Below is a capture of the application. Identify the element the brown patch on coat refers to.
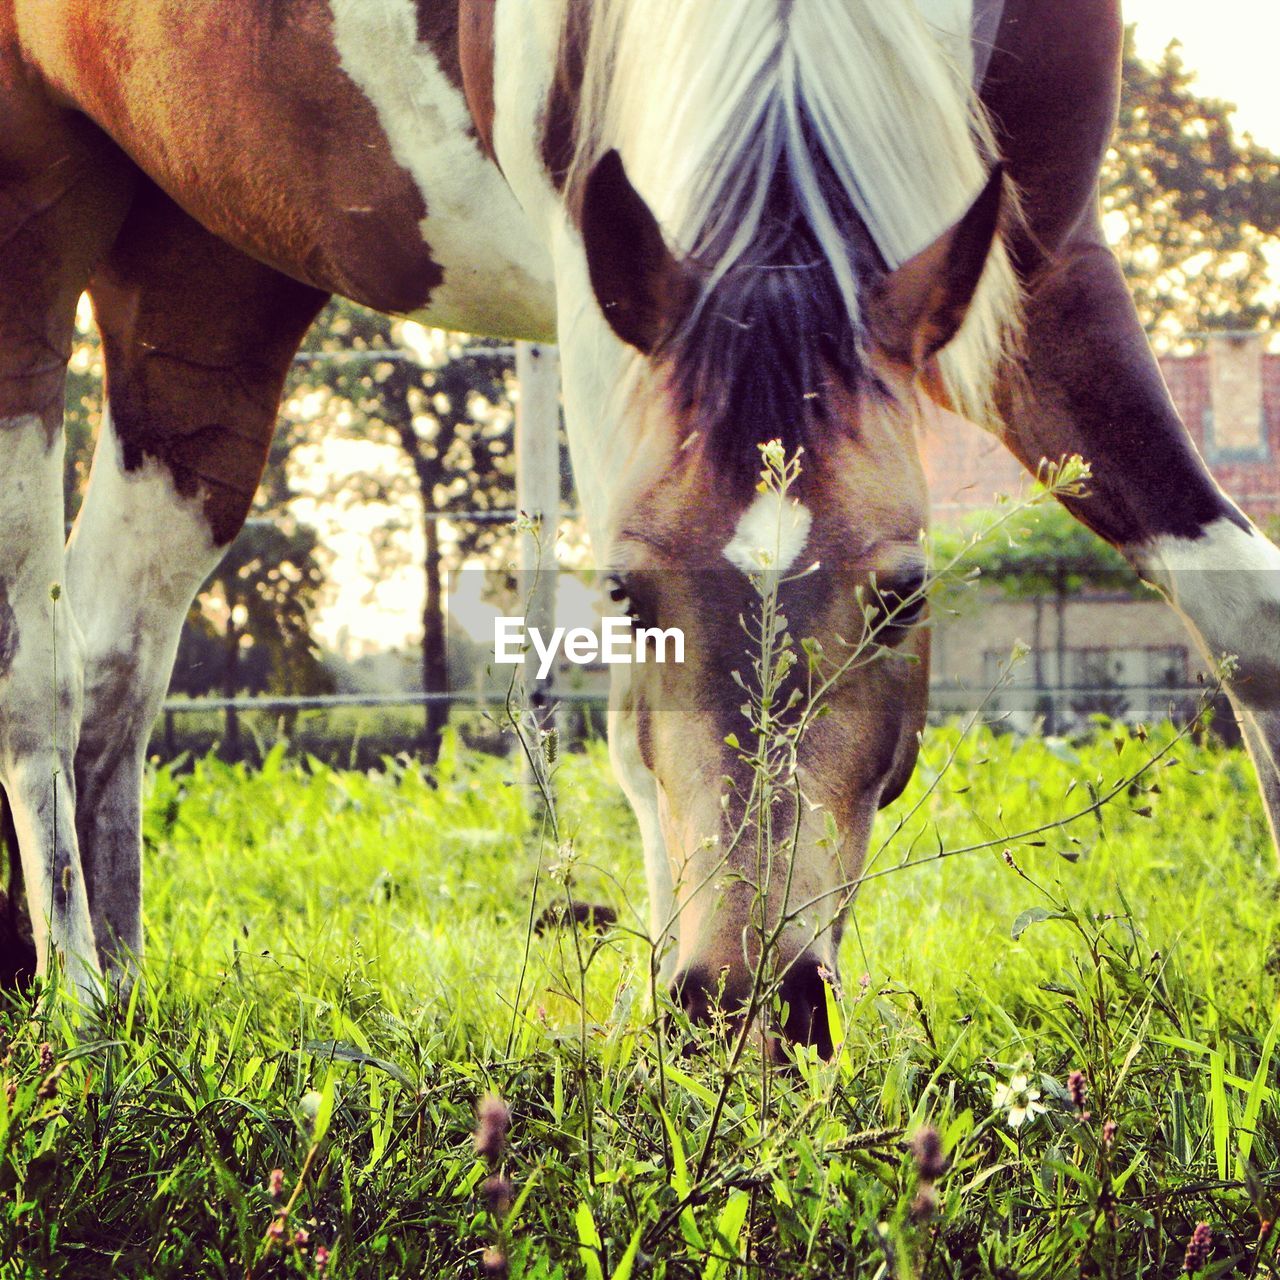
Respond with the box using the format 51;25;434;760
541;0;588;191
90;181;327;546
0;43;136;438
457;0;497;158
415;1;465;90
32;0;444;315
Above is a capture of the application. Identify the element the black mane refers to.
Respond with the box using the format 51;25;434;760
662;135;887;477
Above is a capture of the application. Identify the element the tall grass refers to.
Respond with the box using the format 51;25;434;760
2;457;1277;1277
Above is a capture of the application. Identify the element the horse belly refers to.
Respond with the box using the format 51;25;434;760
18;0;556;340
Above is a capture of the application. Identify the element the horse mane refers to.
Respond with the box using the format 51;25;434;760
553;0;1021;461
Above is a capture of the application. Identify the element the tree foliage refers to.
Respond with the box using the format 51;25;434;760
282;299;569;761
1105;31;1280;342
933;503;1141;600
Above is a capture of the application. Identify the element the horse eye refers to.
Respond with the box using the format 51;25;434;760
604;573;634;612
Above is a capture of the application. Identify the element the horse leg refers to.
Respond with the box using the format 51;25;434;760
69;184;326;981
997;215;1280;852
0;100;137;1002
608;680;679;978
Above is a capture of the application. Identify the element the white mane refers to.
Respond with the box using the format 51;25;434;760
564;0;1020;427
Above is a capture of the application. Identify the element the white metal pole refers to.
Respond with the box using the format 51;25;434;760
515;342;561;768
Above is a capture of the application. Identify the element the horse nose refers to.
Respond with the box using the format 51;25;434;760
777;953;835;1060
669;963;744;1030
669;952;835;1059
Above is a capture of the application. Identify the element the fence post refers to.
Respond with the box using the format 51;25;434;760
515;342;561;798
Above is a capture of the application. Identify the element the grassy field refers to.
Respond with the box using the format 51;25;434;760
1;719;1277;1279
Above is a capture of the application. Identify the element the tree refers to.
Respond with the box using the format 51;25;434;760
60;301;333;710
933;504;1144;733
1104;31;1280;343
284;300;551;763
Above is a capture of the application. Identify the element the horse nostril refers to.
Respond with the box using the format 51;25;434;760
777;955;835;1060
669;965;720;1028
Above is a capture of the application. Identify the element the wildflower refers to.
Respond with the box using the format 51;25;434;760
482;1174;514;1217
299;1090;323;1134
294;1227;310;1248
1102;1119;1117;1150
266;1218;286;1243
267;1168;285;1200
474;1093;510;1163
858;972;872;994
816;964;843;1002
37;1063;64;1100
315;1245;331;1275
1183;1222;1212;1273
481;1246;509;1278
38;1043;54;1074
993;1071;1046;1129
909;1185;939;1223
1067;1070;1091;1121
910;1127;949;1182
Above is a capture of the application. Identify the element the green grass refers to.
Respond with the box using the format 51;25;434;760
2;722;1278;1278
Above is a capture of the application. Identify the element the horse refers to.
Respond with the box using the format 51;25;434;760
1;0;1277;1054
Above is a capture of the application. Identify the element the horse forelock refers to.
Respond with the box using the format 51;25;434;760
660;136;887;474
550;0;1023;451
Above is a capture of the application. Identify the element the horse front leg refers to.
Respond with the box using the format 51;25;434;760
997;219;1280;854
69;187;327;987
0;417;100;1004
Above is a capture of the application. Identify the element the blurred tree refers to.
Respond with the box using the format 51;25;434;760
61;299;333;715
1105;31;1280;343
64;301;102;522
284;298;570;763
933;504;1144;733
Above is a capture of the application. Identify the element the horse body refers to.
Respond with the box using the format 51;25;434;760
0;0;1277;1048
14;0;554;336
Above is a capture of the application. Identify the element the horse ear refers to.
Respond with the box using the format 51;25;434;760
868;164;1005;368
581;150;694;354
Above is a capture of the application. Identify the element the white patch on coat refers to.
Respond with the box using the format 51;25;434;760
327;0;556;338
1139;517;1280;699
0;414;99;997
724;491;814;575
65;412;227;971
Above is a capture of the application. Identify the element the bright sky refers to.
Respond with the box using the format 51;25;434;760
1126;1;1280;148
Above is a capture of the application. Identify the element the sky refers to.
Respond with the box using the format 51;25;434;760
1125;1;1280;148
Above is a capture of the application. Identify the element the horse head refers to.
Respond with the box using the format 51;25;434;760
569;149;1005;1056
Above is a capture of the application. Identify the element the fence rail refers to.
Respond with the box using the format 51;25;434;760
155;681;1215;765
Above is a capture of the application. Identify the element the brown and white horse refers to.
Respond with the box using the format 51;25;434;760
0;0;1277;1048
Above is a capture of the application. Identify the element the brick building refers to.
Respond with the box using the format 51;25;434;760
922;334;1278;730
923;334;1278;525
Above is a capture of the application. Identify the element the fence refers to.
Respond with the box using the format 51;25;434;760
154;678;1219;769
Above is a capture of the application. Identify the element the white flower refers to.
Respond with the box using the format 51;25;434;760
993;1072;1047;1129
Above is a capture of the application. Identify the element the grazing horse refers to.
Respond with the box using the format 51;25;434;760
0;1;1277;1050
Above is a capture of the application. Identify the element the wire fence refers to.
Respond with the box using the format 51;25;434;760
154;680;1221;769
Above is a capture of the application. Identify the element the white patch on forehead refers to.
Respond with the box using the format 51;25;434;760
724;491;814;575
327;0;555;338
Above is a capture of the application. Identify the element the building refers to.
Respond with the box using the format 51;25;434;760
922;335;1278;730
